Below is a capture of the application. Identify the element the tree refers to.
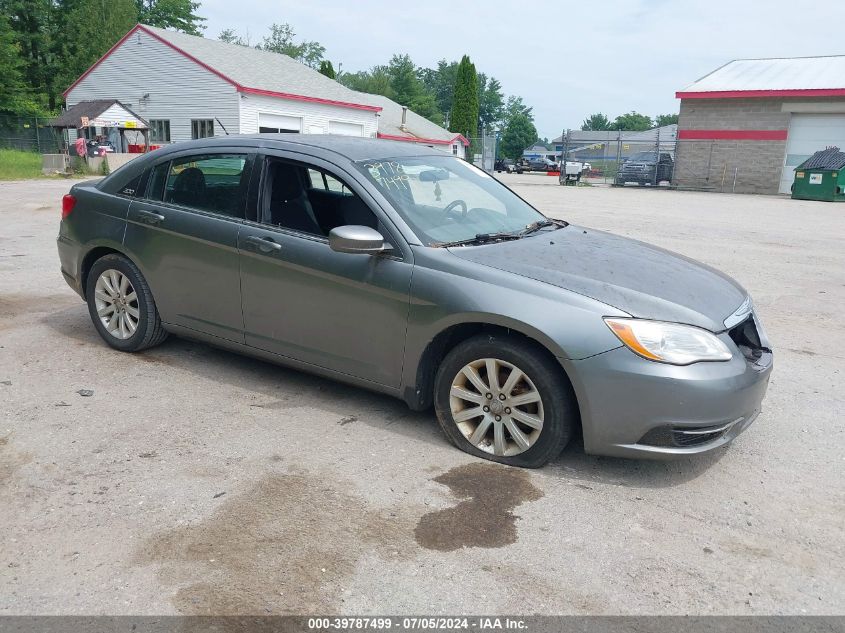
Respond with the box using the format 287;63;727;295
477;73;504;132
318;59;336;79
500;95;533;128
2;0;57;110
0;12;38;114
386;54;441;125
418;59;458;119
581;113;610;131
387;54;420;105
450;55;479;139
135;0;205;35
218;28;250;46
611;111;653;131
500;112;537;159
339;66;394;99
55;0;137;98
259;23;324;68
655;113;679;127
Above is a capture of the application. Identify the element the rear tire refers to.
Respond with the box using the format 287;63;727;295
85;253;168;352
434;334;576;468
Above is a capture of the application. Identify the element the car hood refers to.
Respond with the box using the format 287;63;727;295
447;225;746;331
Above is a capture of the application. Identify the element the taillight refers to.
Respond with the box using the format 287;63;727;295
61;194;76;219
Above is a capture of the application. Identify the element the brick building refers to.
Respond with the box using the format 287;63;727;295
673;56;845;194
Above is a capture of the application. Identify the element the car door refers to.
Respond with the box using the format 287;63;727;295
237;152;413;387
123;151;253;343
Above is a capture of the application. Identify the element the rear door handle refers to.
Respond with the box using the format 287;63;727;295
136;209;165;225
243;235;283;253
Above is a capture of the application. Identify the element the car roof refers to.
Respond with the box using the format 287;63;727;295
149;134;449;162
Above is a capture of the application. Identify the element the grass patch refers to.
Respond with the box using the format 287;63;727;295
0;149;43;180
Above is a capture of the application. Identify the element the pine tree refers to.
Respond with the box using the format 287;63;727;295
318;60;336;79
0;12;33;113
449;55;479;139
135;0;205;35
2;0;57;110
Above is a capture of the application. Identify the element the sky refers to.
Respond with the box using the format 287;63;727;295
200;0;845;139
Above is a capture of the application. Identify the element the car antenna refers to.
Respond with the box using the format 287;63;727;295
215;117;229;135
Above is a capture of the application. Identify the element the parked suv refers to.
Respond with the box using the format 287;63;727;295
615;151;674;186
515;157;556;173
494;159;516;173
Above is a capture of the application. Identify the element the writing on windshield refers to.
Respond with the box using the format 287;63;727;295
363;161;410;191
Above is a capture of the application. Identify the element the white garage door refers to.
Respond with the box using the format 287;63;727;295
779;114;845;193
258;113;302;133
329;121;364;136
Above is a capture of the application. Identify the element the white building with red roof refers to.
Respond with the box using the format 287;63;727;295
64;24;468;158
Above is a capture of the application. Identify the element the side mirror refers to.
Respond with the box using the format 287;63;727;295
329;225;392;255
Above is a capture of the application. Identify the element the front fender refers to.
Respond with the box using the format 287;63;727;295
401;250;627;402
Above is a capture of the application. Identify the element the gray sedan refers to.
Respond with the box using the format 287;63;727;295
57;135;772;468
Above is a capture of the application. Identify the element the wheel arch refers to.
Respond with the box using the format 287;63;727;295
404;321;582;430
79;245;137;300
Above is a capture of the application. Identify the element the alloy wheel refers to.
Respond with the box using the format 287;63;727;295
449;358;544;456
94;269;139;340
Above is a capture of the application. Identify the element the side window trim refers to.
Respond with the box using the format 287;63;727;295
248;152;408;260
141;152;254;221
143;159;171;201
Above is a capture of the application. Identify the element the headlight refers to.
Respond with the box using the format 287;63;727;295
604;318;732;365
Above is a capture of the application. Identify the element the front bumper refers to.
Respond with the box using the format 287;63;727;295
617;172;654;182
562;339;773;459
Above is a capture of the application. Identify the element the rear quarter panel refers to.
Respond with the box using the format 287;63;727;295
58;181;132;295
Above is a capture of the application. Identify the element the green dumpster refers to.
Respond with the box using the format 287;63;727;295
791;147;845;202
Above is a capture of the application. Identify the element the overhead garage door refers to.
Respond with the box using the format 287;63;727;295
329;121;364;136
779;114;845;193
258;113;301;134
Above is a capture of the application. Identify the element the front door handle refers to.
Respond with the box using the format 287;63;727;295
243;235;283;253
136;209;165;225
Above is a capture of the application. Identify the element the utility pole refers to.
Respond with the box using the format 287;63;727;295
653;126;660;186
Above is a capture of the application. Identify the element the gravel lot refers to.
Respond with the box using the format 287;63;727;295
1;175;843;615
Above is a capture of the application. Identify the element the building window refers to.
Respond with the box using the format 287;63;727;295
452;144;459;155
191;119;214;139
259;126;299;134
149;119;171;143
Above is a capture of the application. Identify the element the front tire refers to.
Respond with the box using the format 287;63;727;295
434;334;576;468
85;253;168;352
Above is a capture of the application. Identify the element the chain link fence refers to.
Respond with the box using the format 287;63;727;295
555;128;678;186
0;114;64;154
467;134;497;173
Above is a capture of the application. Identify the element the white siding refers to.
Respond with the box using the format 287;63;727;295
65;29;239;143
90;103;145;128
238;92;378;138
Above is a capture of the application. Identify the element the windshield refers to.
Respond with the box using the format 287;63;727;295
628;151;657;162
356;155;547;245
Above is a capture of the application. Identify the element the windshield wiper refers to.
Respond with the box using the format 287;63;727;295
434;220;567;248
519;219;567;236
435;232;523;248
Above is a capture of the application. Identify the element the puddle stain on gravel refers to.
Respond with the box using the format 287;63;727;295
135;471;413;615
414;462;543;551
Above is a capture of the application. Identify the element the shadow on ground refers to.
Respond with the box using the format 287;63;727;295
42;304;725;489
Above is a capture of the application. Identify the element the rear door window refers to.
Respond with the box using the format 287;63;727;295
155;154;249;218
